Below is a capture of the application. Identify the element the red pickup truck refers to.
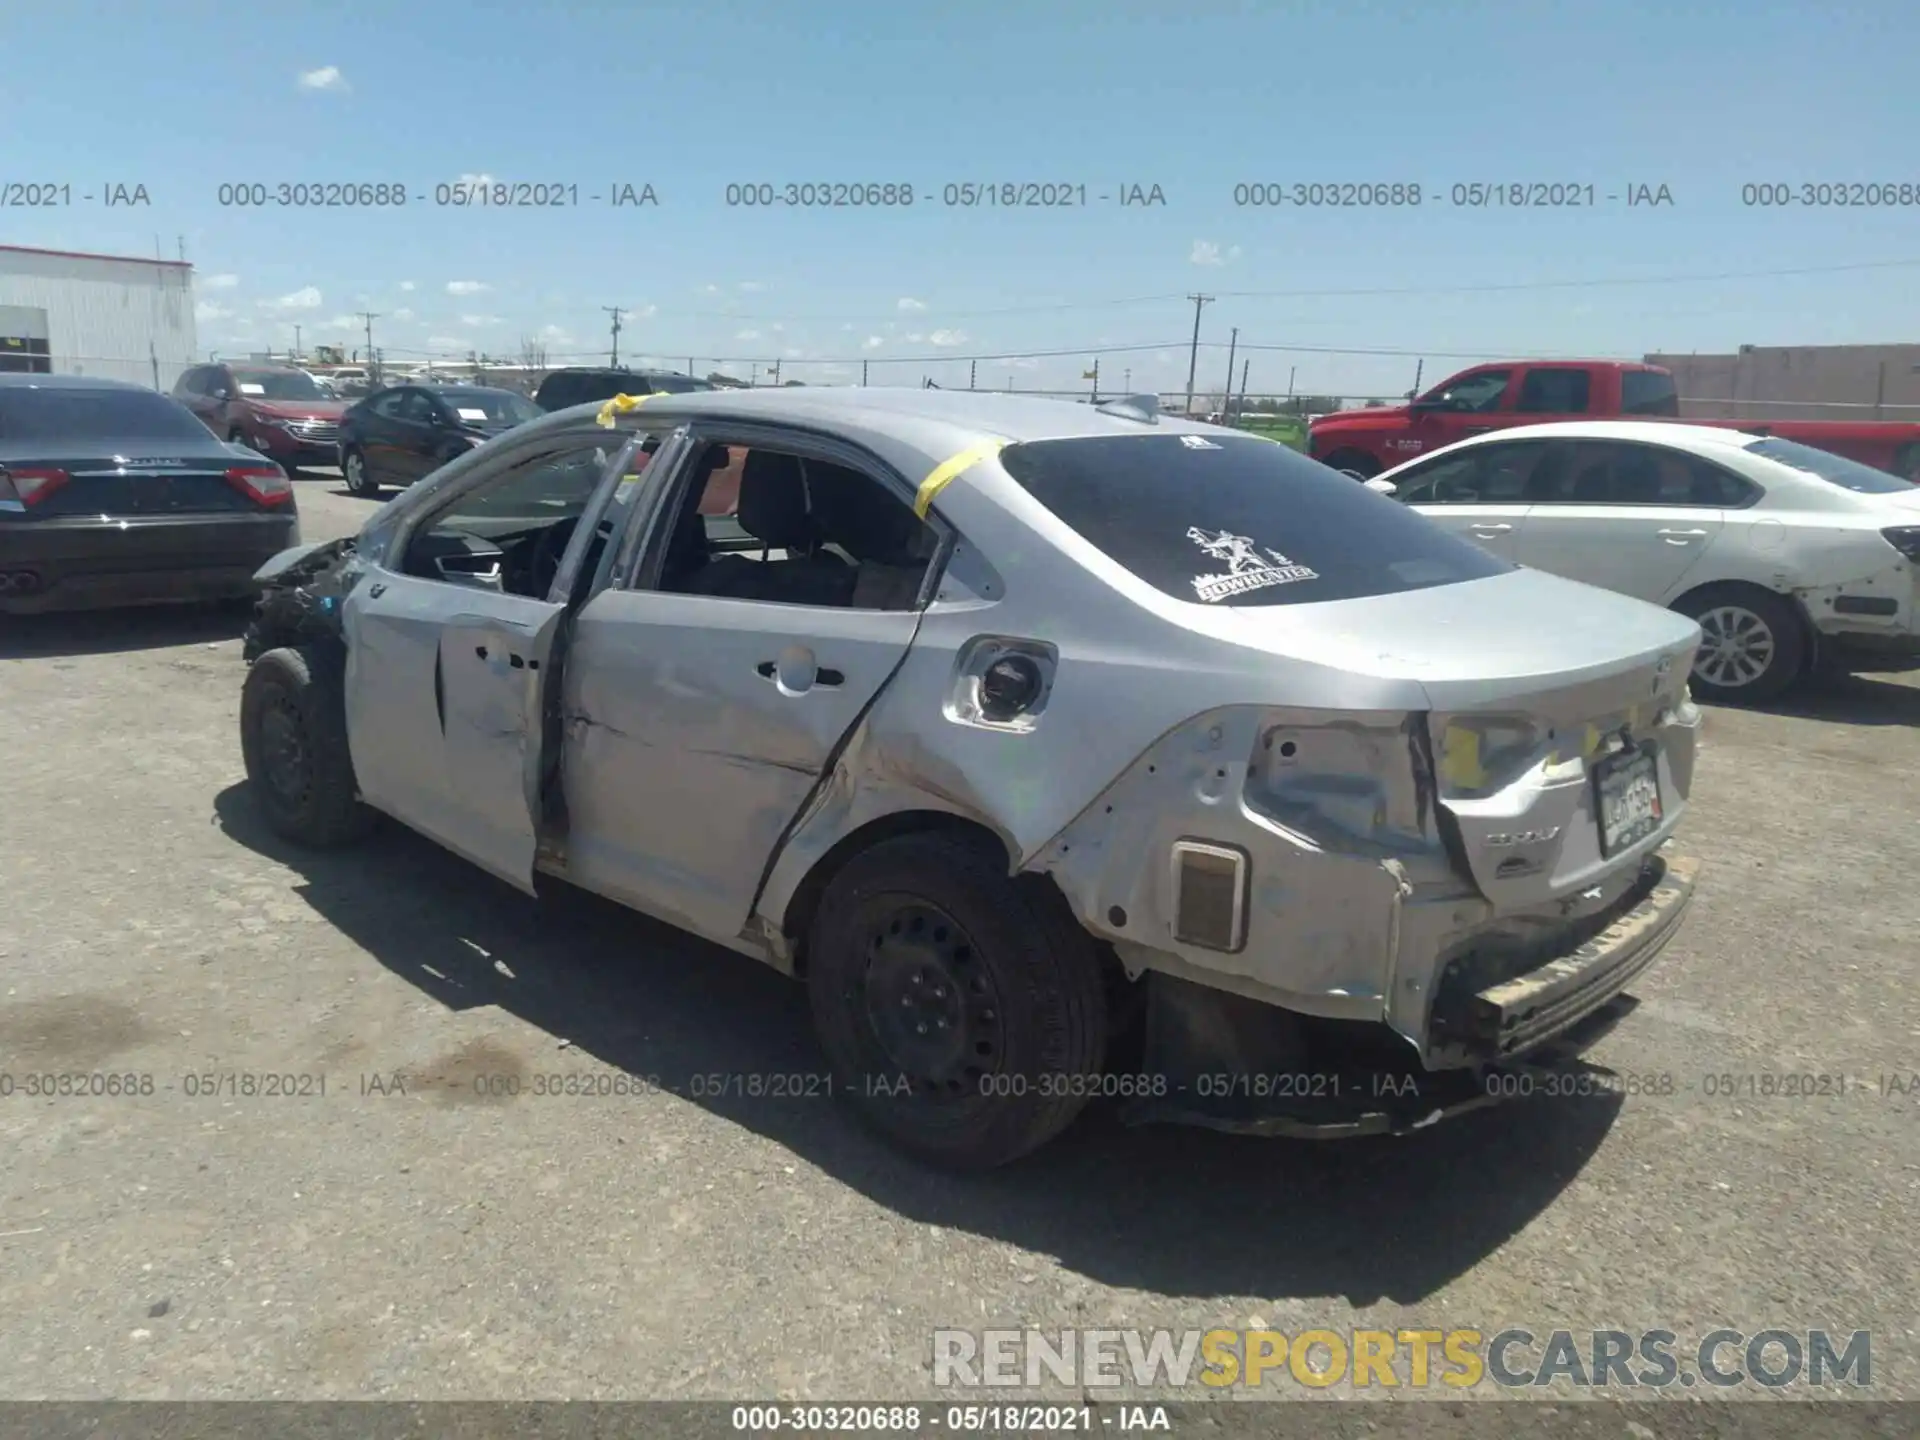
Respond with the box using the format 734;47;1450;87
1309;359;1920;483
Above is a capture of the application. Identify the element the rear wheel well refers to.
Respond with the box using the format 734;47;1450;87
1669;578;1818;674
782;812;1012;976
779;810;1140;1041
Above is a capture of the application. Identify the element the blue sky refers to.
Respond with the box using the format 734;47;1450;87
7;0;1918;399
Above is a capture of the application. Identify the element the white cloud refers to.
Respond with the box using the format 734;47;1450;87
538;324;572;343
735;329;762;341
770;322;784;333
446;280;489;296
1155;351;1175;363
1189;240;1242;267
863;336;884;350
930;329;967;347
783;348;804;359
391;307;416;322
1006;357;1040;370
456;173;495;189
737;281;765;293
201;273;239;290
897;297;927;312
634;303;658;319
841;323;854;332
322;314;360;331
427;335;466;349
702;284;722;296
194;301;231;322
460;314;502;327
298;66;347;92
398;280;416;292
265;286;322;310
904;332;924;343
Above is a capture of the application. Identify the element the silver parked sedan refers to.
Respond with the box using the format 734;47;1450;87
236;387;1705;1168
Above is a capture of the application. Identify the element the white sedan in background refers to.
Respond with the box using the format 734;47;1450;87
1372;420;1920;702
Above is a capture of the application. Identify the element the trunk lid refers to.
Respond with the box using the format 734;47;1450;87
2;451;275;517
1195;567;1702;909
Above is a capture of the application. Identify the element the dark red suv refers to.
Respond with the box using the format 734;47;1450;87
173;363;347;471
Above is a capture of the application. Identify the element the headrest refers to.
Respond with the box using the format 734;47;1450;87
737;450;816;550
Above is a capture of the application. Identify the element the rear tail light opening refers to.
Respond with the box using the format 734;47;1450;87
0;466;72;510
225;464;294;507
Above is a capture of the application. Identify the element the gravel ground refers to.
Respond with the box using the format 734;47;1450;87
0;470;1915;1404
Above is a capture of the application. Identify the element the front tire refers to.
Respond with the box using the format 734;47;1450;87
1676;584;1807;704
342;447;381;497
806;832;1108;1170
239;645;377;847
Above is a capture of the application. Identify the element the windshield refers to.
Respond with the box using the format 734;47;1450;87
1746;436;1916;494
0;386;214;442
231;369;327;402
998;433;1513;607
437;390;542;425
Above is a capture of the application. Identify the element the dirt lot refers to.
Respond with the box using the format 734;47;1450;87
1;469;1915;1401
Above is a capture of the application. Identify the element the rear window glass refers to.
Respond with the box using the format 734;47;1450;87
641;374;713;394
0;386;212;442
1746;436;1916;494
997;434;1513;607
1620;370;1680;416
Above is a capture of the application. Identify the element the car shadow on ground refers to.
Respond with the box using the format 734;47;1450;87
0;602;250;659
211;782;1619;1306
1755;671;1920;727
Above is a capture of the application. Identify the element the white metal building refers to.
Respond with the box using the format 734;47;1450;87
0;244;197;391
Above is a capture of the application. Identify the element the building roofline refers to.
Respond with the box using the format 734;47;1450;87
0;243;193;270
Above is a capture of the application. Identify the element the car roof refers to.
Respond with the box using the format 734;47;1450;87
537;384;1235;447
0;373;151;392
1432;419;1763;453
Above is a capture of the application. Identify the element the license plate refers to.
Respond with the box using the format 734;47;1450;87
1595;747;1662;856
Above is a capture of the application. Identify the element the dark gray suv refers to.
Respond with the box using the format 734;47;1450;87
532;368;713;413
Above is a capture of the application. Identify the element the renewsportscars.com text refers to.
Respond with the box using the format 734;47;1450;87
932;1327;1870;1391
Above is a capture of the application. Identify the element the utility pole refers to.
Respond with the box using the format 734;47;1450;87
603;306;624;366
1183;293;1213;417
1221;327;1239;424
969;360;976;390
357;313;380;383
1089;357;1099;403
772;358;781;385
1411;358;1424;399
687;357;694;377
861;360;869;386
293;325;302;359
149;341;158;389
750;363;758;387
1287;365;1296;400
1123;368;1131;392
1239;359;1250;415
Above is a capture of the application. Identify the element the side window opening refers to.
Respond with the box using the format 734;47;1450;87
1394;442;1546;504
399;441;617;598
1424;370;1511;413
1516;368;1592;415
654;442;936;611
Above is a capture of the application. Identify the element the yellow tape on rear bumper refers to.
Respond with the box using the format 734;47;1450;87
595;392;657;428
914;438;1006;519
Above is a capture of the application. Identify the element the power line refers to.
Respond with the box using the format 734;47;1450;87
552;258;1920;325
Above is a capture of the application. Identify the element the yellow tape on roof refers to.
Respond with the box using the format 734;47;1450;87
595;392;657;428
914;438;1007;519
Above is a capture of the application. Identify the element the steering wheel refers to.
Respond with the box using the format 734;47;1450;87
528;519;577;598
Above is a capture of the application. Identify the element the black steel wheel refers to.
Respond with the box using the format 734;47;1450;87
239;645;377;847
807;831;1107;1170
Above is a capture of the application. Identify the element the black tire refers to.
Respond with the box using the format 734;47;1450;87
239;645;378;847
1675;584;1807;704
1321;449;1381;481
341;446;381;497
806;832;1108;1170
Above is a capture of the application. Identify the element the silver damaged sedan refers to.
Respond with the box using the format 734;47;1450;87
236;387;1705;1168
